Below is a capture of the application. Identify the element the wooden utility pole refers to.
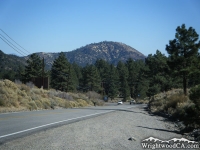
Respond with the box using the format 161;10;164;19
42;57;44;88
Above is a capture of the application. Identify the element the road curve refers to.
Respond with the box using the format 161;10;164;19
0;104;186;150
0;103;137;143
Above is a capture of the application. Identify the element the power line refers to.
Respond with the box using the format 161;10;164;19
0;29;30;55
0;36;27;60
0;29;69;81
0;33;28;57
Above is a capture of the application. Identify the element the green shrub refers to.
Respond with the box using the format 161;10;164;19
19;84;30;93
0;80;5;87
70;101;78;107
64;101;82;108
30;92;42;100
86;91;101;100
18;90;28;97
152;99;164;107
95;100;104;106
189;85;200;110
54;97;65;107
57;92;73;100
41;98;51;109
11;100;19;108
28;101;37;110
50;99;57;109
35;100;43;109
0;87;8;95
4;79;18;90
0;94;6;106
183;104;200;126
18;96;28;106
65;101;73;108
76;99;88;107
189;85;200;126
164;94;187;111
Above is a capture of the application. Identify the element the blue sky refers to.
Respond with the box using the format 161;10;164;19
0;0;199;57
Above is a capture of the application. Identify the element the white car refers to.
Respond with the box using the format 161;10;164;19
117;101;123;105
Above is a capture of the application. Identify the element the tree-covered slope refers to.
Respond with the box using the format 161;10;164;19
0;50;26;70
36;41;146;68
66;41;145;66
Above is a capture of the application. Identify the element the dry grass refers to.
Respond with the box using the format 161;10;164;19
0;79;101;113
148;88;200;127
149;89;184;112
136;99;149;104
85;91;104;106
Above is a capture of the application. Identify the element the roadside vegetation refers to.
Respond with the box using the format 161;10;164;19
0;24;200;129
0;79;103;113
148;88;200;128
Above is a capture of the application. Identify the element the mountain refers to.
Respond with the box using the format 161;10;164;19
36;41;146;68
0;41;146;70
0;50;26;71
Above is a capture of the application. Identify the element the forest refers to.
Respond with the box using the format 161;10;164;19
1;24;200;102
1;24;200;127
0;24;200;108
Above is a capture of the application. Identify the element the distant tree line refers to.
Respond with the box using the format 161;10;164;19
1;24;200;101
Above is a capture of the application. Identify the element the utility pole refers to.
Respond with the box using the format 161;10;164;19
66;65;71;92
42;57;44;88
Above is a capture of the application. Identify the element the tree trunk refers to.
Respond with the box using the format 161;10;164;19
183;74;187;95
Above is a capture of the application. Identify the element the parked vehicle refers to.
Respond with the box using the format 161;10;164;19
130;100;136;105
118;100;123;105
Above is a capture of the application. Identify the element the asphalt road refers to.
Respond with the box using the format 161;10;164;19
0;103;139;143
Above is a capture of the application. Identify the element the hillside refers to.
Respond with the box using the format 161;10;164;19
0;79;103;113
0;50;26;70
36;41;146;68
0;41;146;70
66;41;146;66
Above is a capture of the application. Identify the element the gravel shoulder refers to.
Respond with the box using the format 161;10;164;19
0;105;193;150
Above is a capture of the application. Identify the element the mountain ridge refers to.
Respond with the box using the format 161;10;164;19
0;50;26;70
1;41;146;70
36;41;146;68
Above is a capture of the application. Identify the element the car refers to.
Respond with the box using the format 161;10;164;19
130;100;136;105
117;100;123;105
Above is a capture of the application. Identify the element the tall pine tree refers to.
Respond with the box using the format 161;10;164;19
107;64;119;100
117;61;130;101
166;24;200;95
145;50;174;97
81;65;101;92
22;53;43;82
95;59;110;95
51;52;76;92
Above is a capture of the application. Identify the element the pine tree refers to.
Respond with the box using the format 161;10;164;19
15;65;25;81
95;59;110;95
51;52;76;92
72;62;82;90
67;64;78;91
132;60;148;99
126;58;145;99
22;53;43;82
188;55;200;87
145;50;174;97
81;65;101;92
117;61;130;101
136;68;149;99
107;64;119;100
2;70;15;81
166;24;200;95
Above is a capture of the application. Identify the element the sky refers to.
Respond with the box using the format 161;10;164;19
0;0;199;57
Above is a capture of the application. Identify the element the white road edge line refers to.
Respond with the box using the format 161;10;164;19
0;110;114;139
